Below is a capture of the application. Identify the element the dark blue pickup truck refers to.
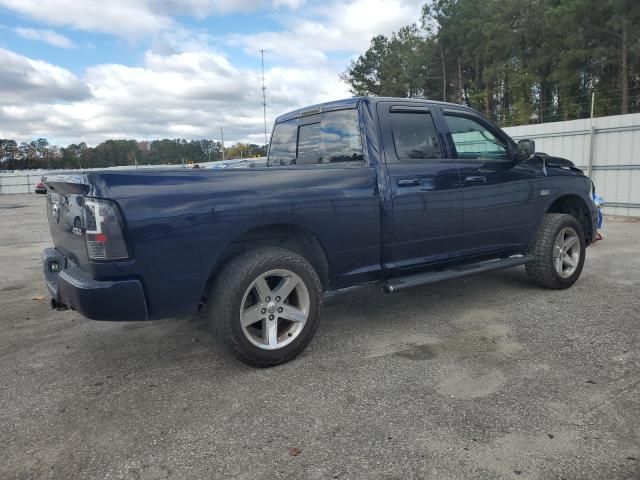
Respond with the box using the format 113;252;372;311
42;97;598;366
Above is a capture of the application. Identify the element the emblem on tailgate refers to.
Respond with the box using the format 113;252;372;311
52;202;60;223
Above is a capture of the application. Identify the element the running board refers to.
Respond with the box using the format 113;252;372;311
383;256;532;293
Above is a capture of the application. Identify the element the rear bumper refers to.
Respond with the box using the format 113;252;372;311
42;248;148;321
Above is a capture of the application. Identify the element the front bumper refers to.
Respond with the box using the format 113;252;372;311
42;248;148;321
587;198;600;246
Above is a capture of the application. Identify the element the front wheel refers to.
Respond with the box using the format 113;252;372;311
526;213;586;289
208;247;322;367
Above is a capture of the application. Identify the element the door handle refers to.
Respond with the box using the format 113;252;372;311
397;178;421;187
464;175;486;184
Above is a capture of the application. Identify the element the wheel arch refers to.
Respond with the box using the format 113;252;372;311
545;194;594;245
202;223;330;303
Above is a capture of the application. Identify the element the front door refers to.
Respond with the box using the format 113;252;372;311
440;109;539;258
377;102;463;271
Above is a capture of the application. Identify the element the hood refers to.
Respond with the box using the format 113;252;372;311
535;153;583;173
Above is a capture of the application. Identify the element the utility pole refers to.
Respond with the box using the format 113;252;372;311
438;42;446;102
260;49;268;146
220;126;225;161
587;92;596;178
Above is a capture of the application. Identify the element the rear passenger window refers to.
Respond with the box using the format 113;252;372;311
268;118;297;166
389;112;442;161
320;109;363;164
268;109;363;166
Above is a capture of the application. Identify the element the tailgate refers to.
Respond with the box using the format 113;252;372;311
43;174;92;269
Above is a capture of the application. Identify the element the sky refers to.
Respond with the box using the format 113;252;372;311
0;0;424;146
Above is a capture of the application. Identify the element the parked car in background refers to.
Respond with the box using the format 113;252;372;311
41;97;598;367
35;181;47;194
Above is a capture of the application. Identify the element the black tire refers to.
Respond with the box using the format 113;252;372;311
525;213;586;289
207;247;323;367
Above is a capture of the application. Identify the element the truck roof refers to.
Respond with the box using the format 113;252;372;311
275;96;470;123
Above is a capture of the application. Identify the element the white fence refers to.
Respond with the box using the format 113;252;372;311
0;161;220;195
0;172;47;194
504;113;640;217
3;115;639;216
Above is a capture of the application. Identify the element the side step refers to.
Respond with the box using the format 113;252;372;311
383;256;532;293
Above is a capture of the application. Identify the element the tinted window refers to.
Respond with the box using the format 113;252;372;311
268;118;297;166
268;109;363;166
445;114;509;160
297;122;321;164
389;112;442;161
321;109;363;164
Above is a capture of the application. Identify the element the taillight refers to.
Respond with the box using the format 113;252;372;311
83;198;129;260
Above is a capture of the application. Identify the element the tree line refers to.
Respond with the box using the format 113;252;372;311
0;138;267;171
342;0;640;126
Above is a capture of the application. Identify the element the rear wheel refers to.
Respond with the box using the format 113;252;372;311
208;247;322;367
526;213;586;289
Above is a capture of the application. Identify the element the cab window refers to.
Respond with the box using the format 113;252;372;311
389;111;442;161
268;118;297;166
297;122;322;164
268;109;363;166
444;114;510;161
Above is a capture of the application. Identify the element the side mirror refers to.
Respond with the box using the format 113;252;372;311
516;139;535;161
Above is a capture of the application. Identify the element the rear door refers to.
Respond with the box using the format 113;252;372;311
377;102;463;271
439;108;538;258
267;107;382;288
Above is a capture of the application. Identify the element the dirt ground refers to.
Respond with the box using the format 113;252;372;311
1;193;639;479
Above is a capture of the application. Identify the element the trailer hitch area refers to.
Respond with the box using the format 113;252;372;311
51;298;69;311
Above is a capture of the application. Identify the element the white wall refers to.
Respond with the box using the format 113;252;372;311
504;113;640;217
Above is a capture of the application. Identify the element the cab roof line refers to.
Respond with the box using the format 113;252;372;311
274;96;483;124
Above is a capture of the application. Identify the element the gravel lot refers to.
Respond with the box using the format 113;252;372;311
1;193;639;480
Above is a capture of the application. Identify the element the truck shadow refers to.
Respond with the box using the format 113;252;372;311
75;266;542;375
324;266;536;319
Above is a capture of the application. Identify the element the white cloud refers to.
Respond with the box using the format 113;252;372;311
14;27;76;48
0;0;422;145
0;48;349;145
0;0;305;37
0;0;173;37
0;47;89;104
153;0;292;17
231;0;424;62
273;0;306;7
